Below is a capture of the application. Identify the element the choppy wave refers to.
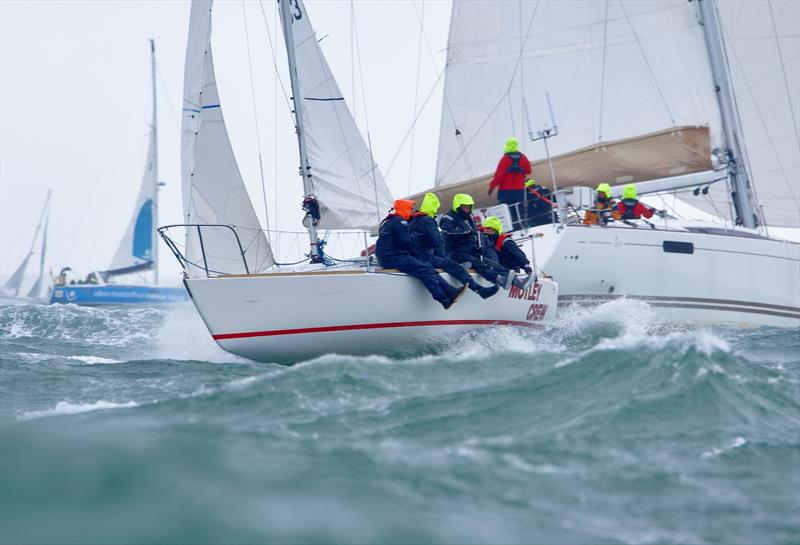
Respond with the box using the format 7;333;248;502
1;300;798;544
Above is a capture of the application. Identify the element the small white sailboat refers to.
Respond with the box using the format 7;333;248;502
50;40;186;306
160;0;558;363
417;0;799;327
1;190;51;301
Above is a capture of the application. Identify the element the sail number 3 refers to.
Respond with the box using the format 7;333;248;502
288;0;302;20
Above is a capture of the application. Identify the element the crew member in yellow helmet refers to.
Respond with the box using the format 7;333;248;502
479;216;535;290
614;184;656;220
488;137;532;230
440;194;514;289
408;193;499;299
583;182;618;225
523;178;558;227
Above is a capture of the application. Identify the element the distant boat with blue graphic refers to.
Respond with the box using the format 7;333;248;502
50;40;186;306
1;190;51;302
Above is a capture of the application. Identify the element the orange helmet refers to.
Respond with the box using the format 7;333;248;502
393;199;415;220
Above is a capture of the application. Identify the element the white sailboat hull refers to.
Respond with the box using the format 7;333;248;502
185;270;557;362
528;223;800;327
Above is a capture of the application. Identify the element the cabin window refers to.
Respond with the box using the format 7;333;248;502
663;241;694;254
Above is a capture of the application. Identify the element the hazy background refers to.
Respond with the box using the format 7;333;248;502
1;0;452;284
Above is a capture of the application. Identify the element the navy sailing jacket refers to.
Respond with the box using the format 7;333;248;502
375;214;412;260
439;209;479;255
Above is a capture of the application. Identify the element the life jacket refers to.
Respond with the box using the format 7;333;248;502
495;233;512;252
505;152;523;174
619;198;639;220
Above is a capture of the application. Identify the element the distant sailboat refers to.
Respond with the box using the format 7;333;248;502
1;190;51;301
49;40;186;306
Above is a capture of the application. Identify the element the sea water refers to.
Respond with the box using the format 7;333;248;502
1;299;798;544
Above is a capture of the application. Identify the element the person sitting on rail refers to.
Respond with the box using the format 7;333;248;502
479;216;534;290
614;184;656;220
583;182;619;225
376;199;467;310
409;192;499;300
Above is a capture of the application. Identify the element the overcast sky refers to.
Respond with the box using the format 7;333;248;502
0;0;452;284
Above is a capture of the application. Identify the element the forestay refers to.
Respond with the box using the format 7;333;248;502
182;0;273;276
279;0;393;231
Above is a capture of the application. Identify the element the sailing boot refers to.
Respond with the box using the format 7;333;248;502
444;284;468;309
468;279;499;299
496;271;517;290
522;272;538;290
511;275;529;290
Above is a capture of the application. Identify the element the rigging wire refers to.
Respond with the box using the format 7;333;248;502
350;0;383;224
437;0;541;183
768;1;800;181
407;0;426;195
241;0;271;237
598;0;609;141
618;0;676;125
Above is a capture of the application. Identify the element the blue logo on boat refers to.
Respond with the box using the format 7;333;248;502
132;199;153;260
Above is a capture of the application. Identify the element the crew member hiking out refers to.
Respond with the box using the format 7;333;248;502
409;192;499;300
479;216;535;290
614;184;657;220
583;182;618;225
376;199;467;309
523;179;558;227
488;137;531;230
440;194;517;290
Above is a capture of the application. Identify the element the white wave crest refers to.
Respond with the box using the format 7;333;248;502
66;355;121;365
18;400;139;421
701;436;747;459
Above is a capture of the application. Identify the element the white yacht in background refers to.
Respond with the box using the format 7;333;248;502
1;190;51;302
159;0;557;363
414;0;799;327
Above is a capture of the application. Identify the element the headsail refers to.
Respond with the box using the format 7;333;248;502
182;0;273;276
2;190;51;298
279;0;393;231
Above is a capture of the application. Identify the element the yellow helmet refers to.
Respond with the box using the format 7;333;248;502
623;184;638;200
452;193;475;211
596;182;612;198
419;192;441;217
504;137;519;153
482;216;504;234
524;178;538;188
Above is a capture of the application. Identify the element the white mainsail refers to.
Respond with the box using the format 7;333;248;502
182;0;273;276
2;190;50;298
717;0;800;228
279;0;393;231
436;0;721;187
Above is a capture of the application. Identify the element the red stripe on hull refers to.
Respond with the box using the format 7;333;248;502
212;319;542;340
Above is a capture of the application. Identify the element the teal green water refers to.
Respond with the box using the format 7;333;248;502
1;300;798;544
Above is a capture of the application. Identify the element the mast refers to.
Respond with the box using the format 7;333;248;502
279;0;321;262
149;38;160;284
697;0;758;228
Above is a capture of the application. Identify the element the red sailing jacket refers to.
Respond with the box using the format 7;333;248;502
615;199;655;220
489;152;532;193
